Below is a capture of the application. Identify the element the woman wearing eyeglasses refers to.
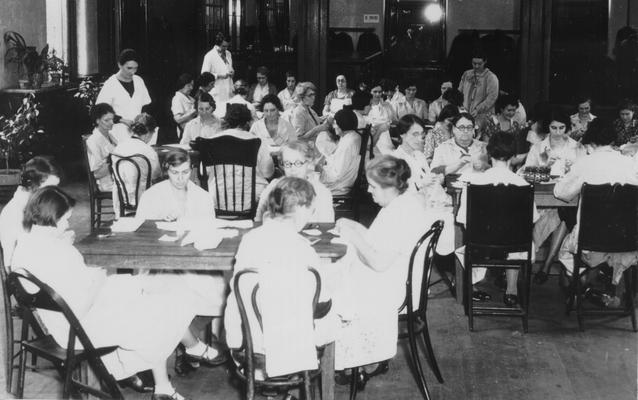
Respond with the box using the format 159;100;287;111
322;74;355;117
255;141;334;223
430;113;488;176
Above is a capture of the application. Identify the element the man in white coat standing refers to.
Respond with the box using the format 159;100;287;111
201;33;234;103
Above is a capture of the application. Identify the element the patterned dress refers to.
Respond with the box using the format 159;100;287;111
613;118;638;146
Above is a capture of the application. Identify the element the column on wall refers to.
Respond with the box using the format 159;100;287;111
519;0;551;108
297;0;329;109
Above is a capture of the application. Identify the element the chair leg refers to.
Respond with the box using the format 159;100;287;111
407;315;432;400
349;367;358;400
465;256;474;331
574;263;585;331
522;263;531;333
625;267;637;332
419;316;443;384
17;345;26;399
302;370;313;400
432;258;455;298
5;319;14;393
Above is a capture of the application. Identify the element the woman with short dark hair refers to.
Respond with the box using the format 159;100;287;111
613;99;638;146
13;186;219;400
179;92;221;145
0;156;61;266
171;73;197;135
249;94;296;149
331;154;454;379
96;48;151;128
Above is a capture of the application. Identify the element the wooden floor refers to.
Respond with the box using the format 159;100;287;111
1;181;637;400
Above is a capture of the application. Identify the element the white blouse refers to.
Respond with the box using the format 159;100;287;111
96;74;151;121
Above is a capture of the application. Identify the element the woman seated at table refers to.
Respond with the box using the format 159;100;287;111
171;73;197;136
524;111;586;284
0;156;61;267
255;141;334;223
391;115;451;206
225;177;336;379
392;79;428;120
111;113;162;213
179;93;222;145
12;186;221;400
137;149;214;226
193;72;216;101
249;94;296;149
291;82;331;141
456;131;540;305
613;99;638;146
332;155;454;382
322;74;354;117
86;103;118;192
555;119;638;306
430;112;489;176
423;104;460;163
367;82;397;156
570;97;596;141
316;108;362;196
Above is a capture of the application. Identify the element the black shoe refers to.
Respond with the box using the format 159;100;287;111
533;271;549;285
118;374;153;393
503;294;518;307
184;345;229;367
357;361;390;390
472;290;491;302
151;391;191;400
174;353;199;376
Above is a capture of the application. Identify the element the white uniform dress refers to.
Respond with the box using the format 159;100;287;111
224;219;336;377
555;148;638;282
249;118;297;150
136;180;227;316
171;91;195;132
0;187;30;266
96;74;151;122
179;116;222;145
201;46;234;103
430;138;488;176
255;173;334;223
318;131;361;196
86;128;117;191
333;192;454;370
12;226;198;380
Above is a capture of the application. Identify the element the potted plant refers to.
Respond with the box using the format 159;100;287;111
46;49;67;86
4;31;50;89
0;93;45;189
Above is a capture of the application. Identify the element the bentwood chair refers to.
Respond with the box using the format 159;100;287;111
8;270;123;399
333;125;371;222
233;268;323;400
347;221;445;400
192;135;261;219
108;153;152;217
569;183;638;332
81;135;114;233
464;184;534;332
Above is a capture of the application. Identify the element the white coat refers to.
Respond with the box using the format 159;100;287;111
96;74;151;121
201;46;234;103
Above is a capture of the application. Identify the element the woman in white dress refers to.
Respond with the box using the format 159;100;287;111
225;177;336;379
525;111;586;284
322;74;354;117
12;186;221;400
0;156;60;267
249;94;296;150
179;93;222;145
95;49;151;132
332;155;454;379
201;33;234;103
171;73;197;136
255;140;334;223
85;103;118;191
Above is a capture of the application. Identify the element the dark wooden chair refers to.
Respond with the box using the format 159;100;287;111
192;135;261;219
7;270;123;399
570;183;638;331
233;268;322;400
81;135;114;233
464;184;534;332
347;220;445;400
108;153;152;218
332;125;371;222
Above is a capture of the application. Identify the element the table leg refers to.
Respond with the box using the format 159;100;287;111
320;341;335;400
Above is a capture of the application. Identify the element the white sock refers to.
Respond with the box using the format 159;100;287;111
185;340;216;357
154;383;176;395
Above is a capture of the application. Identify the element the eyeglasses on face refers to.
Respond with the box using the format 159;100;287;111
281;160;308;168
454;124;475;132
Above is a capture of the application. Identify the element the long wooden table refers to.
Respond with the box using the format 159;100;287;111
447;179;579;303
76;220;345;400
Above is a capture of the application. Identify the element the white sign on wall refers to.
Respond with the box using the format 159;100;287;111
363;14;380;23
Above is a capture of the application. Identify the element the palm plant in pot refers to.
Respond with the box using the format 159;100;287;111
0;93;45;198
4;31;49;89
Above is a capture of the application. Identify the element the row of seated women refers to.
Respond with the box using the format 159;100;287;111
0;146;456;399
